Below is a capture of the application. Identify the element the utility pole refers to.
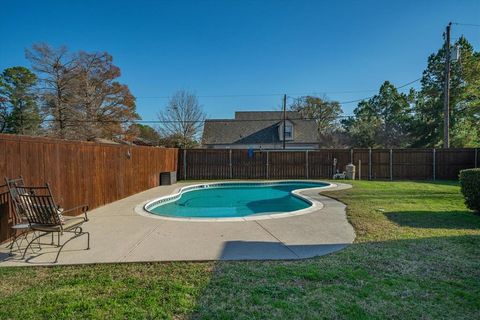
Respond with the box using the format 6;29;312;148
282;94;287;150
443;22;451;149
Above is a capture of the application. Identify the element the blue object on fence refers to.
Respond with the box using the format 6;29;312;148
248;148;254;158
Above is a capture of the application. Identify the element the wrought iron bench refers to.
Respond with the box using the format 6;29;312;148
4;176;41;255
16;183;90;263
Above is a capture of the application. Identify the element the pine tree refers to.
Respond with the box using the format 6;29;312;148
0;66;41;135
412;37;480;147
342;81;413;148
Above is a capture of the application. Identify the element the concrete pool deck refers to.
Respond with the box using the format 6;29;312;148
0;181;355;266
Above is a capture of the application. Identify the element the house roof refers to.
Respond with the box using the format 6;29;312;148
202;111;319;145
234;111;304;121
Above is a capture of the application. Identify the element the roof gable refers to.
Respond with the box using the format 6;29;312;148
202;111;319;145
234;111;303;121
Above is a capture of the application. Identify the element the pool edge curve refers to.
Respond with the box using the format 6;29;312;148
134;180;336;222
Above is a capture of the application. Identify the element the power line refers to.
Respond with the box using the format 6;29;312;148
452;22;480;27
136;93;285;99
135;90;378;99
288;89;379;95
336;77;421;104
10;77;422;126
36;115;355;124
134;78;421;100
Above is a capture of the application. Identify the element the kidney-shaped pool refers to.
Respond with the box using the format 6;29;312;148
143;181;331;219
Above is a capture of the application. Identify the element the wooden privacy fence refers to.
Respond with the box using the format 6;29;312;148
178;148;479;181
0;134;177;243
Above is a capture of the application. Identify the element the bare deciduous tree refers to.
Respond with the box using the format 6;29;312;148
157;90;205;148
26;43;138;140
290;95;345;147
72;51;138;140
26;44;78;139
290;96;342;135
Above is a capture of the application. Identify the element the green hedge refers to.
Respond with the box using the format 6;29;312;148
459;168;480;212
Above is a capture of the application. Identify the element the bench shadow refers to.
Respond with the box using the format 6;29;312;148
0;251;13;262
0;234;89;265
385;210;480;230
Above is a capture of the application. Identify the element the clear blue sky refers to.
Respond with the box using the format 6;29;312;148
1;0;479;121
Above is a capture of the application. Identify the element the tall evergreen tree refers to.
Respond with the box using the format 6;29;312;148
412;36;480;147
343;81;413;148
0;66;41;135
0;95;7;133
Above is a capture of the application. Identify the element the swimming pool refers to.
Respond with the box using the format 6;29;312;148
143;181;331;219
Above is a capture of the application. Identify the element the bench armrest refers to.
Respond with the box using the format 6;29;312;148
62;204;89;221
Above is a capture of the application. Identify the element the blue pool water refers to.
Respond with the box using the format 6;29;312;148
147;181;329;218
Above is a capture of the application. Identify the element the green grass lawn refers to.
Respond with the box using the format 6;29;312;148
1;181;479;319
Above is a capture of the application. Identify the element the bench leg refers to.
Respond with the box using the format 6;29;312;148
53;229;90;263
22;232;50;260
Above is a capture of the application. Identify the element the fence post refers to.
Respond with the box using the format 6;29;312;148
266;151;269;179
432;148;436;181
358;159;362;180
229;149;232;179
475;148;478;168
305;150;309;179
390;149;393;181
350;148;353;164
368;148;372;180
183;149;187;180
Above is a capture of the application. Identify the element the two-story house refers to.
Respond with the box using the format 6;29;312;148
202;111;319;149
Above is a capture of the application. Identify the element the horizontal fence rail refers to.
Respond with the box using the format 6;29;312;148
0;134;177;243
178;148;479;181
2;140;478;243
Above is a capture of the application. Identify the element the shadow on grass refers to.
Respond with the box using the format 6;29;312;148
406;180;460;187
190;235;480;319
219;240;348;260
385;210;480;230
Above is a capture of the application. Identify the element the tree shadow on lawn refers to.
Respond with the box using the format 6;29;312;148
385;210;480;230
408;180;460;187
188;234;480;319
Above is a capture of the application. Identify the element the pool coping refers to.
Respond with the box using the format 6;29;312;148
134;180;337;222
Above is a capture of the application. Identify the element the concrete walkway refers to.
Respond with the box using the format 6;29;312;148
0;181;355;266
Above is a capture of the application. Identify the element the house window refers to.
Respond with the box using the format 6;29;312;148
284;125;293;140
